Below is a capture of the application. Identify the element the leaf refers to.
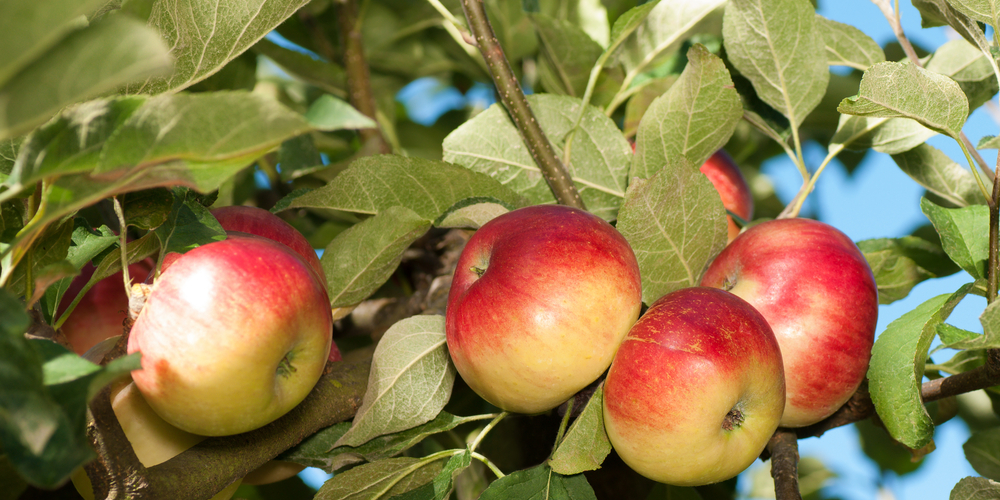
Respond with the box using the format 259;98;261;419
838;61;969;140
964;428;1000;480
124;0;314;95
630;44;742;180
434;199;511;229
830;115;936;156
616;0;725;75
868;286;969;448
335;316;455;448
152;187;226;258
305;95;377;131
0;15;171;140
252;39;347;97
946;0;1000;25
925;38;999;111
920;197;990;280
549;384;611;475
479;464;597;500
315;457;443;500
816;15;885;70
723;0;829;127
622;77;676;138
950;476;1000;500
322;206;431;308
912;0;993;54
4;218;74;298
0;0;107;85
607;1;660;52
616;159;727;304
855;418;925;476
442;94;631;221
120;188;175;230
941;299;1000;350
979;136;1000;149
857;236;959;305
391;451;472;500
287;155;529;221
532;14;604;98
892;143;987;208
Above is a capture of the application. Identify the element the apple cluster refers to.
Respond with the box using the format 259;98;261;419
68;206;337;497
445;151;877;487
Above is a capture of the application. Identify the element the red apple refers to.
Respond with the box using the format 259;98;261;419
603;287;785;486
211;205;325;283
57;259;154;355
700;150;753;242
128;232;333;436
446;205;643;414
700;218;877;427
210;205;341;363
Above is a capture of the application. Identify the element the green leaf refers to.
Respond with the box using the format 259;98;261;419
335;316;455;448
0;15;171;141
950;476;1000;500
442;94;631;221
979;135;1000;149
925;38;999;111
964;428;1000;480
723;0;829;127
868;286;969;448
4;218;74;298
892;144;987;208
913;0;992;52
630;44;742;180
252;39;347;97
120;188;175;230
857;236;959;305
622;77;676;138
0;0;107;85
322;206;431;308
616;0;725;76
616;158;727;304
940;299;1000;350
945;0;1000;25
920;197;990;280
153;187;227;259
392;451;472;500
434;199;512;229
532;14;604;98
838;61;969;140
124;0;314;94
305;95;377;131
314;457;444;500
607;1;660;52
549;383;611;475
287;155;528;221
479;464;597;500
855;418;924;476
817;15;885;70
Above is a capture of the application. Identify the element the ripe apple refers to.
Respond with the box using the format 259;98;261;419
700;150;753;242
700;218;878;427
445;204;642;414
71;378;241;500
603;287;785;486
210;205;341;363
128;232;333;436
57;260;153;355
210;205;326;283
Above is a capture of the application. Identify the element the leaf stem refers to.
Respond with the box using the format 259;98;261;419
460;0;585;209
552;398;573;453
780;145;842;219
471;451;505;479
469;411;507;453
957;137;994;208
112;196;132;294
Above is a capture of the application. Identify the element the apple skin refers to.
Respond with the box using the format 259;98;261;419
700;218;878;427
57;260;153;355
128;232;333;436
603;287;785;486
71;378;241;500
446;205;642;414
700;150;753;242
210;205;341;363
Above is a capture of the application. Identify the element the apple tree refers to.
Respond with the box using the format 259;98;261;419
2;0;1000;498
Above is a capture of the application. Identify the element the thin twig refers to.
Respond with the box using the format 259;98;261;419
768;429;802;500
459;0;585;209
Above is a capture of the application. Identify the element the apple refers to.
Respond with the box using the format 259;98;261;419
445;204;642;414
700;218;878;427
128;232;333;436
210;205;341;363
71;378;241;500
210;205;326;283
602;287;785;486
700;150;753;242
57;260;154;355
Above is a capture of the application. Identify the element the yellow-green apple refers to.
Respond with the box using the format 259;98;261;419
700;150;753;242
128;232;333;436
71;378;241;500
603;287;785;486
57;260;153;355
210;205;341;362
445;205;642;414
700;218;877;427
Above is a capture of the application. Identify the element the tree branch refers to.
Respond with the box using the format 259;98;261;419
459;0;585;210
767;429;802;500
